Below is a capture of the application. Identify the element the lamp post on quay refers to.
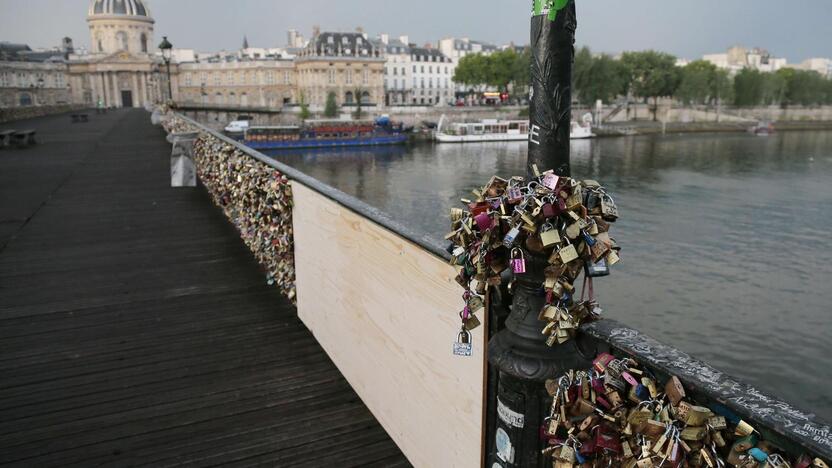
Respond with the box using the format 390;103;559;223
158;36;173;103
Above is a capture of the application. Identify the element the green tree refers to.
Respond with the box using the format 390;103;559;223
487;49;520;92
620;50;680;120
677;61;716;105
677;61;734;106
511;47;532;97
780;68;827;106
299;92;310;121
353;88;364;120
324;91;338;118
733;68;764;106
573;49;629;106
453;53;490;93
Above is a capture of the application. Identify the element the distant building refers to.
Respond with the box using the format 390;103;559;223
178;56;295;108
0;42;71;107
379;35;455;106
287;29;305;48
796;58;831;77
438;37;497;63
294;30;385;110
703;46;787;74
67;0;167;107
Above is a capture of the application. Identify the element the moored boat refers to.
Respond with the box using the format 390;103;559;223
435;115;594;143
243;117;407;150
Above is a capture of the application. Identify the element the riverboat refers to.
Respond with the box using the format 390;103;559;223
750;121;775;136
242;117;407;150
434;115;594;143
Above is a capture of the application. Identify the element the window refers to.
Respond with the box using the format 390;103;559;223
361;91;370;104
266;71;275;84
201;72;207;84
421;78;424;89
184;73;192;86
429;66;432;73
116;31;129;51
412;65;416;73
346;69;352;85
362;67;368;85
327;36;334;44
283;71;290;85
429;78;433;88
0;72;9;87
19;93;33;106
213;73;221;86
140;33;148;53
227;72;234;85
55;73;64;88
345;91;354;104
421;66;424;73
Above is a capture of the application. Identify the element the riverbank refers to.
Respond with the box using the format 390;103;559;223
595;119;832;137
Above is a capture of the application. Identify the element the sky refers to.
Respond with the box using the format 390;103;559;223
1;0;830;63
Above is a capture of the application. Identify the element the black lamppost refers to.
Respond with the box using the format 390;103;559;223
158;36;173;102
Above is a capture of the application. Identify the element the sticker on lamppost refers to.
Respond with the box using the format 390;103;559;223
532;0;569;21
495;428;515;464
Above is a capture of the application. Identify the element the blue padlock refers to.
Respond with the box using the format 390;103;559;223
635;384;650;401
582;230;597;246
748;448;768;462
575;452;586;464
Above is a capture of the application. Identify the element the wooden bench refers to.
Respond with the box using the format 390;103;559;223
0;130;15;148
12;130;36;146
71;113;90;123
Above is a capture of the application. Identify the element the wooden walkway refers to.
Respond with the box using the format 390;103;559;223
0;109;410;467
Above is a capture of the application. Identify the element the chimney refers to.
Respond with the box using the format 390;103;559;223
380;33;389;45
399;35;409;45
312;25;321;38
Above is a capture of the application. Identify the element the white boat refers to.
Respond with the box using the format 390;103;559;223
435;115;594;143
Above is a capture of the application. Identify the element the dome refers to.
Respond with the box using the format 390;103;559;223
88;0;151;18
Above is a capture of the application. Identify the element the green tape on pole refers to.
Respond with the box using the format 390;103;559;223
533;0;569;21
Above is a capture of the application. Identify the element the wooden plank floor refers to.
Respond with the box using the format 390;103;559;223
0;109;411;467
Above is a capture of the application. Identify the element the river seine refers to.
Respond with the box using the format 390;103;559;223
268;130;832;421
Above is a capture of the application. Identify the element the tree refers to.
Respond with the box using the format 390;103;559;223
573;48;630;106
299;92;310;121
677;61;716;105
353;88;364;120
733;68;764;106
453;53;491;96
780;68;827;106
620;50;680;120
324;91;337;118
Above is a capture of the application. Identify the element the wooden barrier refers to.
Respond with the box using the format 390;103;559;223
292;182;486;468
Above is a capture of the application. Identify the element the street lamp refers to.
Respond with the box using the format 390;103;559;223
158;36;173;102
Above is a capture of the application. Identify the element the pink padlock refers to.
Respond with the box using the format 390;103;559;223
621;371;639;387
511;248;526;274
542;173;560;190
474;212;492;231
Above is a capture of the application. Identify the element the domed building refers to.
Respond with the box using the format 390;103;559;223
68;0;174;108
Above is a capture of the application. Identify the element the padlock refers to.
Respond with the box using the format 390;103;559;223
600;193;619;221
510;248;526;274
684;405;712;426
665;376;686;406
503;225;521;247
460;308;481;331
452;327;472;356
735;420;755;437
540;223;561;247
585;257;610;278
558;240;579;264
474;212;492;231
507;186;524;204
542;172;560;190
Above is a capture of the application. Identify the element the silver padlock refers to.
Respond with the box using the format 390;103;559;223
453;327;473;357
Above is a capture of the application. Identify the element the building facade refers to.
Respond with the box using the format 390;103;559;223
67;0;170;108
703;46;788;75
0;43;71;107
178;58;296;108
294;31;385;110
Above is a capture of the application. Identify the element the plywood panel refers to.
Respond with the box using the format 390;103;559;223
292;182;485;468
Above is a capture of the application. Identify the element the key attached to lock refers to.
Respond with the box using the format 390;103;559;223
453;327;473;357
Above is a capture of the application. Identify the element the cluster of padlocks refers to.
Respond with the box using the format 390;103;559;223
192;135;297;301
543;354;829;468
160;115;193;134
448;166;620;353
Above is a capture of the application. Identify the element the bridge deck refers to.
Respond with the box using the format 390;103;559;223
0;109;410;467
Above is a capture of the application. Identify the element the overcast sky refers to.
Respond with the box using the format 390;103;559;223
2;0;830;63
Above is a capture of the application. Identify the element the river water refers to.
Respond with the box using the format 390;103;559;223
267;130;832;421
